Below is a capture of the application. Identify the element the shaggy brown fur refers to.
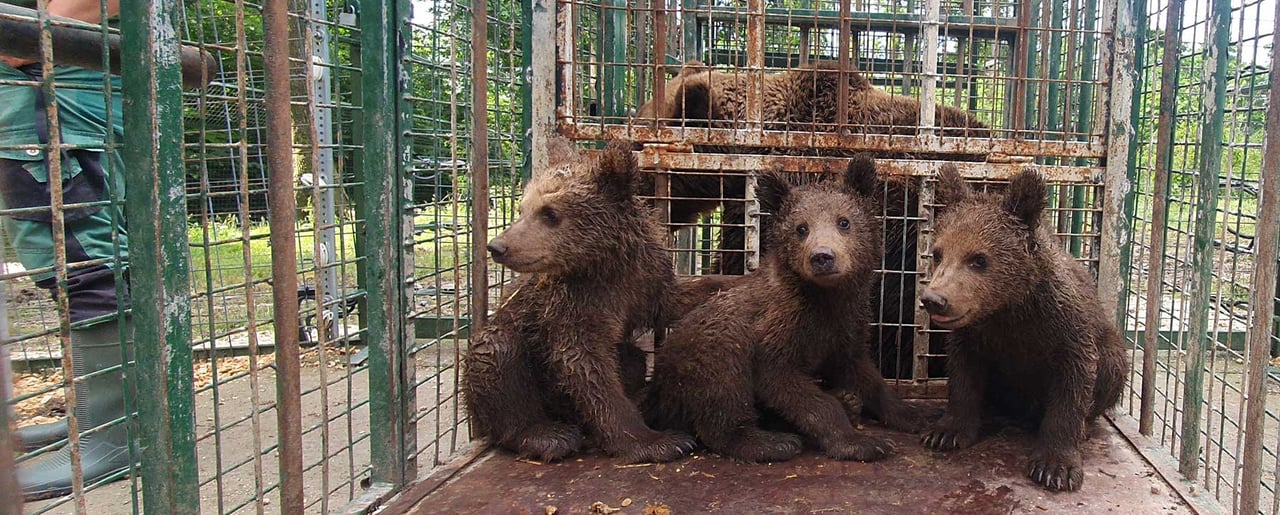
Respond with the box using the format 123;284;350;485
919;164;1129;492
462;139;694;464
646;156;919;463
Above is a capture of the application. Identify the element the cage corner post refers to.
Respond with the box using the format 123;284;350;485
362;0;418;492
1095;0;1137;331
119;0;200;512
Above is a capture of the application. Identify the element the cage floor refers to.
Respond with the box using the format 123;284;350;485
395;404;1191;514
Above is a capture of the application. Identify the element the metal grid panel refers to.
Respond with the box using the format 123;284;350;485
400;0;527;471
1117;0;1280;512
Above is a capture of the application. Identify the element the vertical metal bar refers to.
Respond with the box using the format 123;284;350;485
1179;0;1232;479
744;173;760;272
920;0;939;132
263;0;305;510
362;0;415;488
1074;0;1098;145
1096;0;1135;371
682;0;699;62
836;0;850;132
746;0;764;144
531;0;556;173
118;0;198;512
0;241;19;512
602;0;627;118
1044;0;1064;137
1237;4;1280;511
473;0;491;334
557;0;575;125
654;1;667;120
522;0;535;181
1113;0;1146;348
914;178;936;382
1022;0;1042;133
1141;0;1182;436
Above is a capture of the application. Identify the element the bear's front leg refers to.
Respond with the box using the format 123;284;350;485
1027;357;1096;492
547;323;695;464
923;335;986;451
757;364;893;462
836;353;924;434
463;323;583;461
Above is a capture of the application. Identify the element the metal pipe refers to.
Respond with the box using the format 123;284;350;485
530;0;556;175
0;244;20;515
1237;3;1280;511
919;0;939;132
746;0;764;144
472;0;491;334
602;0;626;118
262;0;304;510
1179;0;1232;479
836;0;850;132
1140;0;1182;436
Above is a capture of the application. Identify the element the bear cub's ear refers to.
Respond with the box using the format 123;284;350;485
594;139;641;202
841;154;878;198
756;167;793;218
1002;169;1047;231
935;163;971;208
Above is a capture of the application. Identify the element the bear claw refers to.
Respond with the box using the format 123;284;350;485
725;429;804;462
1027;454;1084;492
514;422;584;462
921;426;977;451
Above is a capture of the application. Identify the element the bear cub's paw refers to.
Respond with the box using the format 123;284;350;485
615;430;697;464
1027;447;1085;492
823;434;894;462
725;428;805;463
515;422;585;462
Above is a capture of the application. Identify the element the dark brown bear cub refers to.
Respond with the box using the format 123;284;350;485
462;139;694;464
646;156;919;463
920;164;1129;491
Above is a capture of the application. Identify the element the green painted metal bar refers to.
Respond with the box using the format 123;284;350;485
362;0;416;489
118;0;198;512
682;0;701;61
1022;0;1041;132
1096;0;1138;340
0;265;19;513
602;0;627;118
1068;0;1098;257
1179;0;1233;479
1044;0;1064;136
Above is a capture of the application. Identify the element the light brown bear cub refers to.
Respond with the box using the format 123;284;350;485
646;156;919;463
920;164;1129;491
462;139;694;464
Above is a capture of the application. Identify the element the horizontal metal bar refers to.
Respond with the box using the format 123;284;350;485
607;148;1103;182
691;6;1022;39
563;123;1105;158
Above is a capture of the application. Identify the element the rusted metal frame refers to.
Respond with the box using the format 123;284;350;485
744;172;760;272
1010;0;1030;132
690;8;1019;38
1139;0;1181;437
654;1;667;126
1178;0;1232;480
531;0;556;175
836;0;850;133
913;177;935;383
473;0;492;336
919;0;939;133
263;0;305;510
118;0;199;511
31;0;85;509
1236;2;1280;511
618;147;1102;181
745;0;764;147
229;0;268;508
563;123;1105;157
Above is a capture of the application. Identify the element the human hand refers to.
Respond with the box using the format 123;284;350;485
0;55;36;69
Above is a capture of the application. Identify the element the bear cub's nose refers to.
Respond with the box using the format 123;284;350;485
920;290;949;315
809;247;836;274
486;241;508;259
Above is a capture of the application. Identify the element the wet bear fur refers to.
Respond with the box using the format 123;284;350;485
462;139;695;464
646;155;920;463
919;164;1129;491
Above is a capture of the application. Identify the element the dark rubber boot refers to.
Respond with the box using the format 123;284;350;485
19;320;132;500
15;419;69;452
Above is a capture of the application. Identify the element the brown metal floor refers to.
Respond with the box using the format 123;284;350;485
398;414;1191;514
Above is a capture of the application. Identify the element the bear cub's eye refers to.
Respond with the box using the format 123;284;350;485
796;223;809;237
541;207;560;225
931;249;942;262
837;217;851;230
968;253;988;271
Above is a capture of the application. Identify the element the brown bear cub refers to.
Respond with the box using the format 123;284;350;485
646;156;919;463
919;164;1129;491
462;139;695;464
